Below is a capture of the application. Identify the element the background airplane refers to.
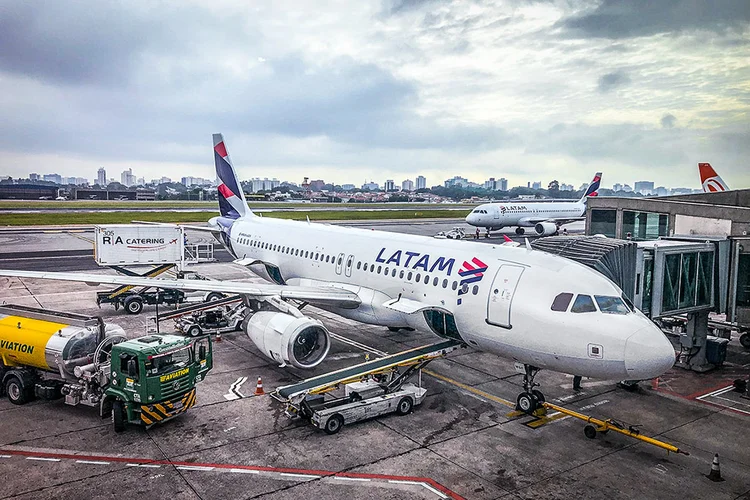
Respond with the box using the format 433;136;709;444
0;141;673;413
465;173;601;237
699;163;730;192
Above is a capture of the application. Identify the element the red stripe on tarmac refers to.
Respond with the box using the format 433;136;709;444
0;449;465;499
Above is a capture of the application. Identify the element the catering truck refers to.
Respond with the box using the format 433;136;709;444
0;304;213;432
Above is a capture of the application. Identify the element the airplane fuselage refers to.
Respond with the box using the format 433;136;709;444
222;215;674;381
465;201;585;231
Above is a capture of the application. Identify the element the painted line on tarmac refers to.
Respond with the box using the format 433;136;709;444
0;448;465;499
423;369;515;408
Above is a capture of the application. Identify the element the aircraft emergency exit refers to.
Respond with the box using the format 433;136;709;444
0;139;673;413
465;173;601;237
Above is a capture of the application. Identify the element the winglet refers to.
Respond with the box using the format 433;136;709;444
698;163;729;192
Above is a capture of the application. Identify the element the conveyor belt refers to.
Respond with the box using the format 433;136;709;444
156;295;243;321
274;339;461;400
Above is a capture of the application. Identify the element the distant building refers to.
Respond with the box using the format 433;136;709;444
444;176;469;188
613;183;623;192
499;177;508;191
341;184;356;191
560;183;574;191
655;186;668;197
401;179;414;191
136;177;145;186
307;179;325;191
416;176;426;190
249;177;280;192
97;168;106;186
484;178;497;190
634;181;655;195
29;173;40;181
532;181;542;190
384;179;395;191
121;169;135;187
362;181;380;191
622;184;633;192
43;173;62;184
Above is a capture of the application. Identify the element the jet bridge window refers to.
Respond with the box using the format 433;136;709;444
594;296;630;314
571;294;597;313
551;293;573;312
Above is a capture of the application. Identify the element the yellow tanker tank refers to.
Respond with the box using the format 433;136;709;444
0;312;111;375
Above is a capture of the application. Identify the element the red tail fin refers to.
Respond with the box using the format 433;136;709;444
698;163;729;192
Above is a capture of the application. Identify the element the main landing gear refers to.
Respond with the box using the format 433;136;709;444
516;364;545;414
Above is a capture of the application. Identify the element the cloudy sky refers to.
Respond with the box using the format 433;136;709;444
0;0;748;189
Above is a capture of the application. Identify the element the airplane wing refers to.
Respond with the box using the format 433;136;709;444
0;269;361;309
131;221;221;233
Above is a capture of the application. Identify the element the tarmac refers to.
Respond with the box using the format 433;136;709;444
0;221;748;499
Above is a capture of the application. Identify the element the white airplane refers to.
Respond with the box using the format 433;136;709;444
0;138;673;413
699;163;730;192
465;173;602;237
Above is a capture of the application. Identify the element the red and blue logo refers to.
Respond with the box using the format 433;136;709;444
457;257;487;304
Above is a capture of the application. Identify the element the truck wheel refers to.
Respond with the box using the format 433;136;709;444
324;414;344;435
124;296;144;315
6;376;30;405
740;333;750;349
112;400;126;433
396;396;413;415
584;424;598;439
187;325;202;337
205;292;224;302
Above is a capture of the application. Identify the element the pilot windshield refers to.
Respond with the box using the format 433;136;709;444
594;296;630;314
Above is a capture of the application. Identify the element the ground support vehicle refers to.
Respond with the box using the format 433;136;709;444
273;340;460;434
434;227;466;240
0;304;213;432
174;303;248;337
96;264;226;314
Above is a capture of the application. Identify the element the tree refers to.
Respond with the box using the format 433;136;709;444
548;180;560;196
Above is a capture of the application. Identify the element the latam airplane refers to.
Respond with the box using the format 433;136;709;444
0;138;673;413
465;173;601;237
699;163;730;192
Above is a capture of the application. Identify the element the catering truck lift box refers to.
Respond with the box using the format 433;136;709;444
94;224;184;266
0;304;213;432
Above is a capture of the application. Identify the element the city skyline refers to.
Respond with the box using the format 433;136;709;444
0;2;747;191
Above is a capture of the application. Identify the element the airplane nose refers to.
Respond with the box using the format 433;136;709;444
624;326;675;380
465;213;474;224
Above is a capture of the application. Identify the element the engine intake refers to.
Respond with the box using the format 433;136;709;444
246;311;330;369
534;222;558;236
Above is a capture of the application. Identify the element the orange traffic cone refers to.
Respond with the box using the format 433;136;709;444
707;453;724;482
254;377;265;396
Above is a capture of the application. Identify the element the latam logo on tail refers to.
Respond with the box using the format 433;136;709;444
698;163;730;193
585;173;601;197
457;257;488;305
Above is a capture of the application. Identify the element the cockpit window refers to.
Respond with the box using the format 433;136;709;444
571;294;597;313
595;296;630;314
551;293;573;312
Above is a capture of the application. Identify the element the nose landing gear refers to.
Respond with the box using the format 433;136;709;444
516;364;545;414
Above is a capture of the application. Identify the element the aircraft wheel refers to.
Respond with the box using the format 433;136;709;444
515;227;525;235
516;392;536;414
324;414;344;435
396;396;413;416
532;389;545;405
584;424;598;439
740;333;750;349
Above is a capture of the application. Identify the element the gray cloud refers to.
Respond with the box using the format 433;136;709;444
597;71;631;92
661;114;677;128
560;0;750;39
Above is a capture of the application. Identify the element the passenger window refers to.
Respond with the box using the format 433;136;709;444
315;253;319;260
399;270;404;279
424;275;429;284
407;272;413;280
551;293;574;312
377;265;382;274
571;295;597;313
433;277;438;286
391;269;397;277
594;296;630;314
416;273;421;282
472;285;479;295
363;263;368;271
452;281;458;290
385;267;389;275
357;261;361;270
442;279;448;288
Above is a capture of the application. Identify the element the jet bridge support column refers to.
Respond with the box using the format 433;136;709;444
675;310;714;373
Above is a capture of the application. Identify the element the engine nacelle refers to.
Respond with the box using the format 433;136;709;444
535;222;558;236
246;311;330;369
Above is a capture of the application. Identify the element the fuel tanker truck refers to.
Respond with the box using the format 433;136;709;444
0;304;213;432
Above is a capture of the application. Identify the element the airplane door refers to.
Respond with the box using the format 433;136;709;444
493;207;500;220
487;264;524;328
335;252;345;275
344;254;354;277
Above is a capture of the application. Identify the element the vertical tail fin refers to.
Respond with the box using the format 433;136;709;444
698;163;729;192
213;133;250;219
578;172;602;203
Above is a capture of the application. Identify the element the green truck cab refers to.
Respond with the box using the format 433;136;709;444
104;334;213;432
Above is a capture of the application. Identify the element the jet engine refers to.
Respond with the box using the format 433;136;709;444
534;222;558;236
246;311;330;369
